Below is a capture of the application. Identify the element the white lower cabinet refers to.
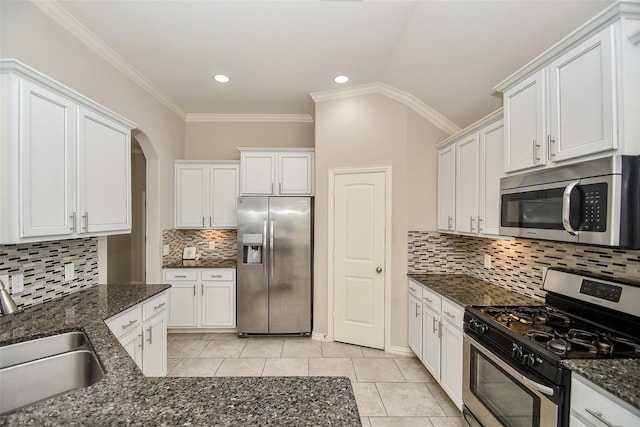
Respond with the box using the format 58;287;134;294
105;291;168;377
408;278;464;410
570;373;640;427
408;283;423;357
164;268;236;329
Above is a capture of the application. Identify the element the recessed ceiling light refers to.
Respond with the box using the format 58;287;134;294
334;75;349;84
214;74;230;83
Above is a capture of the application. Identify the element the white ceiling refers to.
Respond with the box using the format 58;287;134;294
56;0;613;128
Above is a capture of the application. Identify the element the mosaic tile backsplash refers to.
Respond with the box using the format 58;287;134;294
408;231;640;300
162;229;237;264
0;238;98;309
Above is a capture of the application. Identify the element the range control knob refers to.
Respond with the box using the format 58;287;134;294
523;354;543;368
469;319;489;334
512;344;524;360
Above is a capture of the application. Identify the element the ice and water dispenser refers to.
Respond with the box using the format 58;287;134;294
242;233;263;264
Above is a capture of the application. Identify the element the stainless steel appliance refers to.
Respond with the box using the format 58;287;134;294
499;155;640;248
463;268;640;427
236;196;312;335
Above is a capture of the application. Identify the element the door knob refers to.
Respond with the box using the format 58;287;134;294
376;267;383;273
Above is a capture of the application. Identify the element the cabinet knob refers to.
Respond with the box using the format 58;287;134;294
376;267;382;273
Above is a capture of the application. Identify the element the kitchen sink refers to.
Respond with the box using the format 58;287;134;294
0;332;88;369
0;334;104;414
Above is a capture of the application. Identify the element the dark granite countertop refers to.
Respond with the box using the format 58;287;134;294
0;284;359;426
408;274;540;307
563;359;640;411
163;257;237;269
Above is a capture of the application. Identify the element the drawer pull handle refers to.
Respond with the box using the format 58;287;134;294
208;275;223;278
174;275;186;278
122;319;137;329
584;408;619;427
444;311;455;318
153;302;166;310
146;326;153;344
423;297;432;302
409;286;416;292
415;303;420;317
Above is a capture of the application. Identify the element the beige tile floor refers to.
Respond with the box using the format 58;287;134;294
167;333;462;426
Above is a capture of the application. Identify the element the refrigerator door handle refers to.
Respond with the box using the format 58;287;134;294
270;220;275;277
263;220;268;276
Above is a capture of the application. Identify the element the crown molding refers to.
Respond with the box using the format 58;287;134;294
310;82;460;136
32;0;187;119
436;107;503;149
185;113;314;123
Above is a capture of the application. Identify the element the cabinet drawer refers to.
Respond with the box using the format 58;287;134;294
421;287;442;313
201;268;234;281
143;291;168;321
408;279;422;300
164;269;198;281
441;298;464;329
571;375;640;427
106;305;142;338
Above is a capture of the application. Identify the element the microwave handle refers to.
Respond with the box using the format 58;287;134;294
562;180;581;236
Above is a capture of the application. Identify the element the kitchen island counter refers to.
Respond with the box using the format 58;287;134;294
408;273;539;307
0;284;359;426
163;257;237;269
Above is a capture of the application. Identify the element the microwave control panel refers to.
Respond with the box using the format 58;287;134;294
580;183;608;232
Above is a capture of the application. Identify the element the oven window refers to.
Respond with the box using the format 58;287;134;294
470;348;540;427
501;188;565;229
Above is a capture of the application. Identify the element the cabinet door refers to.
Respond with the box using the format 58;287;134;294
408;293;422;358
549;27;615;162
175;164;208;228
504;71;546;172
278;152;314;195
201;282;236;327
441;322;463;410
241;152;276;195
77;108;131;234
478;120;504;235
143;313;167;377
120;328;143;370
167;282;198;327
422;306;441;381
455;135;479;234
19;80;76;238
437;145;456;231
209;164;239;228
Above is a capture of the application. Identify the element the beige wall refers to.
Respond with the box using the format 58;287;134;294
0;1;185;283
314;93;447;349
185;121;314;160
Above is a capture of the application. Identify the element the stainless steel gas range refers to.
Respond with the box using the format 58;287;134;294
462;268;640;427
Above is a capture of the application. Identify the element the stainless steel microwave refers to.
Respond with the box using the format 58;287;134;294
499;155;640;248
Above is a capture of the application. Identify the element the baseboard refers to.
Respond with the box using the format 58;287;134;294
168;328;238;334
390;346;414;357
311;331;330;342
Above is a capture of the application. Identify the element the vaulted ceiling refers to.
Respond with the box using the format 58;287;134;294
53;0;613;128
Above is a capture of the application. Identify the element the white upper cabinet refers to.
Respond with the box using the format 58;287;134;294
503;71;546;173
77;107;131;234
478;119;504;235
437;145;456;232
496;4;640;172
548;27;615;162
437;110;505;237
455;134;479;233
18;79;76;239
174;162;240;229
239;148;314;196
0;59;136;244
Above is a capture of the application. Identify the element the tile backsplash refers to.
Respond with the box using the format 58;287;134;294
408;231;640;300
0;238;98;309
162;229;237;264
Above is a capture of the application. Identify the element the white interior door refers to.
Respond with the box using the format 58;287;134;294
333;171;386;349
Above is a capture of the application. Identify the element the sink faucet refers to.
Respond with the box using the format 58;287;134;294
0;277;19;315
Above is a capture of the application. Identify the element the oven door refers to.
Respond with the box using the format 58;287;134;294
463;335;559;427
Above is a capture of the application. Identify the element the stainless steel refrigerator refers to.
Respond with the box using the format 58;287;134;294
236;196;312;335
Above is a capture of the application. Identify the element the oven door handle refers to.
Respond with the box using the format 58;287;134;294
562;180;581;236
520;374;555;396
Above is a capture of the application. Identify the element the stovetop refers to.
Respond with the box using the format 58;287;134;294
475;305;640;359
